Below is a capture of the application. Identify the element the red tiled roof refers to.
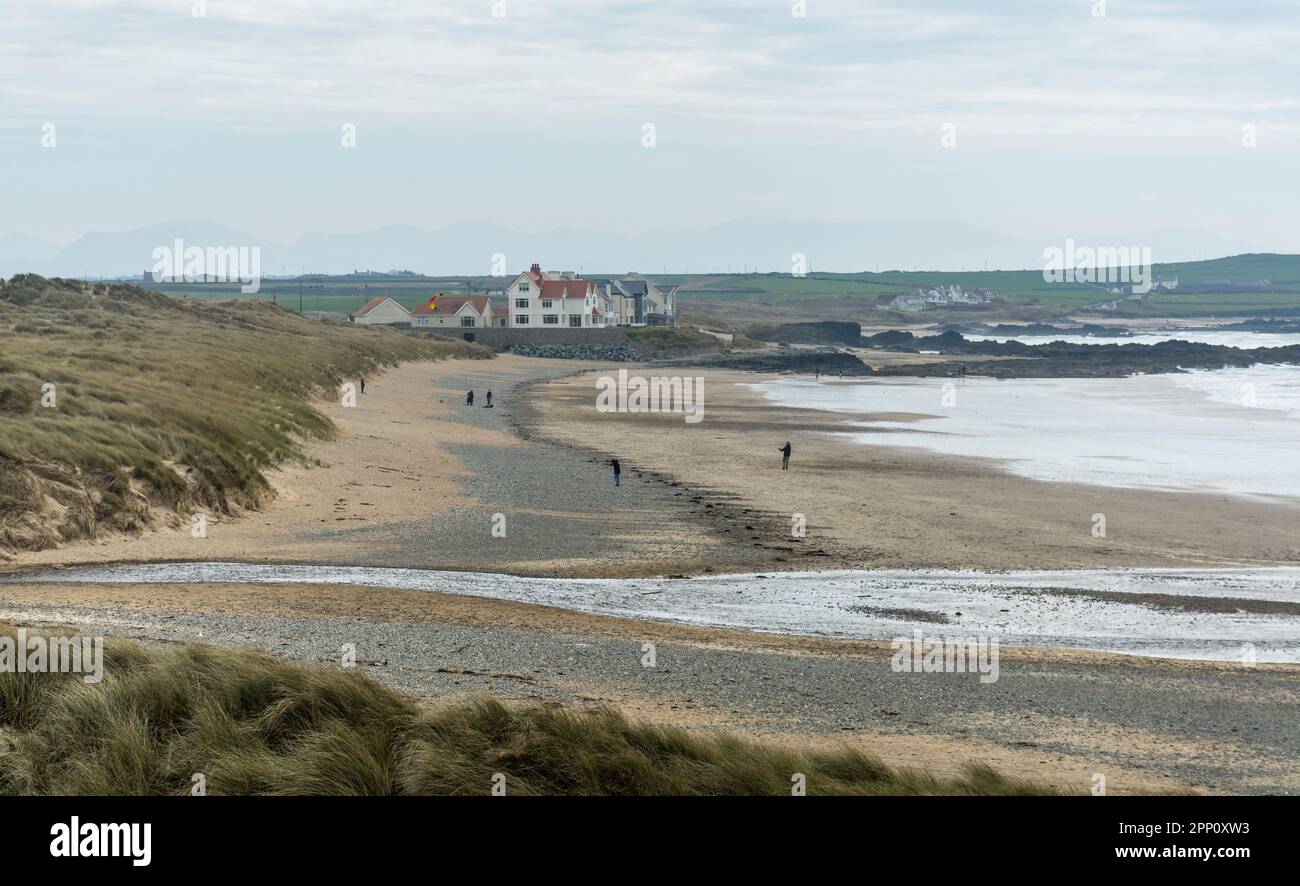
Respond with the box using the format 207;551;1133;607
538;280;592;301
356;295;393;316
410;295;495;317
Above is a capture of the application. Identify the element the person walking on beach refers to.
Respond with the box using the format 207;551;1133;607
485;389;493;408
359;377;366;395
611;458;621;487
779;441;791;470
466;390;474;406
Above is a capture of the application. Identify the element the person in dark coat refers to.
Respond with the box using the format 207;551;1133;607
611;458;621;487
466;390;474;406
359;377;366;394
780;441;791;470
485;389;493;408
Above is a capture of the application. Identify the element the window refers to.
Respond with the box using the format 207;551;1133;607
541;299;553;308
460;317;475;327
515;314;529;325
515;298;528;309
518;283;530;292
569;315;582;328
543;314;559;325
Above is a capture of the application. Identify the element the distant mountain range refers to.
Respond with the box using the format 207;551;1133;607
0;218;1262;278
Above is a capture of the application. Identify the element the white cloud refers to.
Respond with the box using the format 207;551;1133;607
2;0;1295;137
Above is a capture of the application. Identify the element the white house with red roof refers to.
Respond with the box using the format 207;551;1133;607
410;294;502;329
350;296;412;326
504;263;610;328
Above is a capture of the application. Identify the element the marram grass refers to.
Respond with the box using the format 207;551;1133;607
0;275;484;552
0;625;1065;796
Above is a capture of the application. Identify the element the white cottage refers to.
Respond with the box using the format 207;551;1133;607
350;296;412;326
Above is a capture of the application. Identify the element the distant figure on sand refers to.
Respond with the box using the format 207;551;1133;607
359;377;366;394
780;441;791;470
485;389;493;408
466;390;474;406
611;458;621;487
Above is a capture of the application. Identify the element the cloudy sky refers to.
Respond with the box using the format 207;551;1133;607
3;0;1298;256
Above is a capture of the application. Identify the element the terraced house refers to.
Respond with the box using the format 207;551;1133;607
600;275;677;326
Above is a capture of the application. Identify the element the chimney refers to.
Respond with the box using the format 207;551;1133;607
530;263;541;275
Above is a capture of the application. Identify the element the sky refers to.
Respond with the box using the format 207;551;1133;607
2;0;1298;256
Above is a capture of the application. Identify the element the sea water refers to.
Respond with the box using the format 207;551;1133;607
748;364;1300;499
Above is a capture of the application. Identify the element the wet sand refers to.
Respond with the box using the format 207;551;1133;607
526;368;1300;571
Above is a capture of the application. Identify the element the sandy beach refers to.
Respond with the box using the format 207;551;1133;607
526;367;1300;572
10;355;1299;577
2;355;775;578
4;353;1298;794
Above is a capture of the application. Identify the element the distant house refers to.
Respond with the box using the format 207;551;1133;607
599;274;677;326
888;285;993;312
887;292;930;312
410;295;501;330
350;296;411;326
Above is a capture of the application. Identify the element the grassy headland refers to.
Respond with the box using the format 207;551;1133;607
0;274;483;555
0;624;1062;796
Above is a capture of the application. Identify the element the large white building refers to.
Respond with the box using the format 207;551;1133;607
503;263;610;328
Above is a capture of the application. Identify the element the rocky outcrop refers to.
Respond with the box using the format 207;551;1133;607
666;347;871;375
864;331;1300;378
746;321;864;346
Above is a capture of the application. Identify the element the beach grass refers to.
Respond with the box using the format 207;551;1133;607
0;624;1064;796
0;274;484;553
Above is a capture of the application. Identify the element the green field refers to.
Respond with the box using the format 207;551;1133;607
672;255;1300;315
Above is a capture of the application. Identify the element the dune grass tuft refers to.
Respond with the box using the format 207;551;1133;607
0;624;1065;796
